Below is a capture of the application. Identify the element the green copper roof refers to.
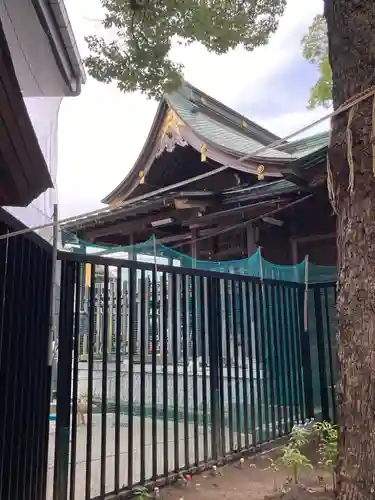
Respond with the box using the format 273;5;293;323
281;131;329;158
167;84;292;160
223;179;298;200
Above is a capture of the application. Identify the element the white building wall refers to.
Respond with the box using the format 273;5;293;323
0;0;78;239
0;0;70;97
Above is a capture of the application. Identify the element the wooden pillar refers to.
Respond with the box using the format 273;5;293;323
191;228;198;259
290;236;299;282
246;224;257;256
129;233;136;260
291;238;298;264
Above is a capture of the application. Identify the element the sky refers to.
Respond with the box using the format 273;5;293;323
57;0;327;219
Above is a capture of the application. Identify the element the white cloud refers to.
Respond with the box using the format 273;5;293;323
257;107;331;140
58;0;324;219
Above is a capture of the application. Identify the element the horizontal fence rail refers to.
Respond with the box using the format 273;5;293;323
52;251;336;500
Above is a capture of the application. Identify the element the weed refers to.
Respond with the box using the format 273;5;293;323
133;486;150;500
313;421;338;489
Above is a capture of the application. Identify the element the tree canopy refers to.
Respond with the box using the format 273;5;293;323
84;0;287;99
301;14;332;109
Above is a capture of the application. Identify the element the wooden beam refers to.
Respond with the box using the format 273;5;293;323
159;227;223;245
291;233;335;244
185;198;287;228
85;210;182;239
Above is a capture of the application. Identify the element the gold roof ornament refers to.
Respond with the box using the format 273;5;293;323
158;109;187;155
242;120;247;128
201;143;207;162
256;164;265;181
139;170;145;184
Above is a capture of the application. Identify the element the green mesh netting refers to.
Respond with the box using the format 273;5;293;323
61;233;336;284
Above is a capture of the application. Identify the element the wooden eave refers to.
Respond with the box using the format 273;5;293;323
102;100;169;205
0;21;53;206
67;180;301;247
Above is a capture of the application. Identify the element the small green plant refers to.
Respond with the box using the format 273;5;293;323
289;424;312;449
313;421;338;489
279;443;313;484
277;424;314;485
133;486;150;500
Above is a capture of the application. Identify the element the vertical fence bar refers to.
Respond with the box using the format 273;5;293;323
128;267;136;488
231;281;242;451
294;287;306;423
281;286;294;432
39;250;52;500
114;267;122;494
200;277;209;463
140;270;146;484
24;244;38;500
239;281;250;449
298;287;314;421
290;287;304;423
0;234;18;500
217;280;226;457
276;285;289;435
223;279;234;452
245;282;256;446
191;276;200;465
69;263;81;500
251;283;263;445
161;272;169;478
85;264;96;500
53;260;75;500
270;285;282;437
151;268;158;479
286;287;299;425
313;286;330;421
208;277;220;460
323;287;337;422
21;241;36;500
171;273;179;471
100;266;109;497
260;285;271;441
182;275;190;468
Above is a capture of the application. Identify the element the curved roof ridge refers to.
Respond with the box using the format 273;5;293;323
102;81;290;205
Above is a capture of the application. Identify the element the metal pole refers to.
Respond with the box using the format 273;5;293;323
304;254;309;332
48;204;59;367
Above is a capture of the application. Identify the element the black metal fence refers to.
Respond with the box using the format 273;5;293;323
308;283;337;423
51;251;337;500
0;210;52;500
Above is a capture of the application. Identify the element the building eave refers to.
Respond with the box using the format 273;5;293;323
0;19;53;206
32;0;86;95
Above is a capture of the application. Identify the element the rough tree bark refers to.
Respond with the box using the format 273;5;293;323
324;0;375;498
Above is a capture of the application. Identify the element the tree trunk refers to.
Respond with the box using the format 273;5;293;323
324;0;375;498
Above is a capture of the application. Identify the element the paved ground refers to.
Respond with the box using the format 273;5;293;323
47;409;308;500
48;415;239;500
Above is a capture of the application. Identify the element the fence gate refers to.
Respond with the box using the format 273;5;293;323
51;251;336;500
0;211;52;500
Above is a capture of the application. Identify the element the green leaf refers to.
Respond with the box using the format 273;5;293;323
301;14;332;109
84;0;287;99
